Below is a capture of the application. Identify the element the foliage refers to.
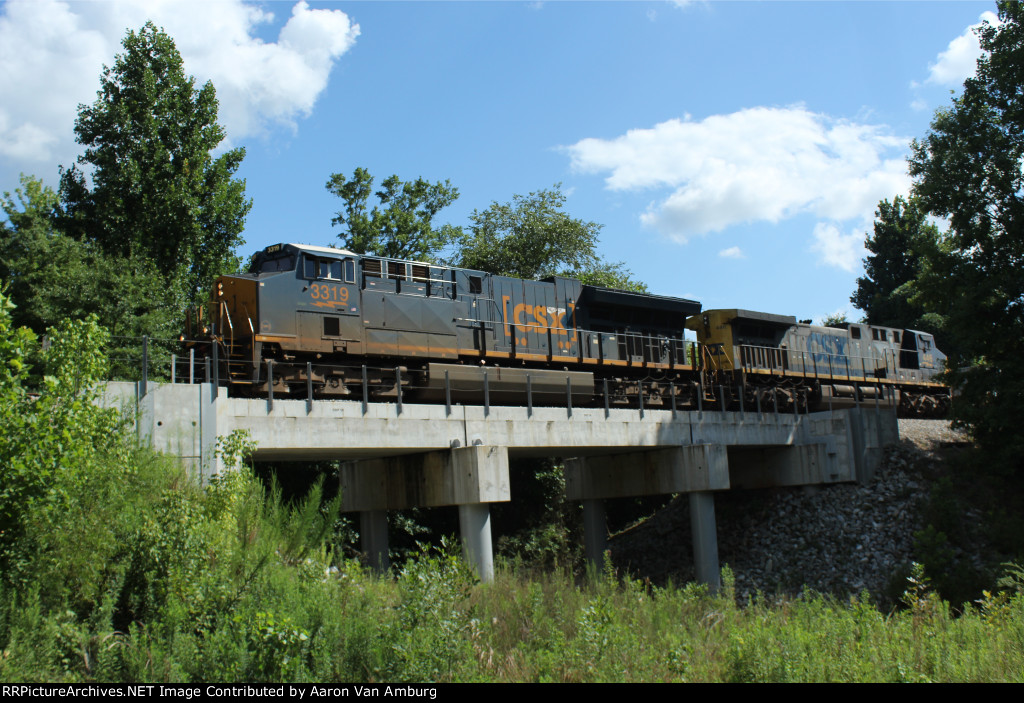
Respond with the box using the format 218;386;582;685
820;312;849;328
571;260;648;293
1;176;178;346
326;167;462;262
492;460;583;571
385;540;476;682
215;429;258;474
851;196;941;335
2;174;59;236
58;22;250;307
907;1;1024;469
0;290;120;576
453;185;645;290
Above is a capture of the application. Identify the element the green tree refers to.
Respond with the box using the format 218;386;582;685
851;196;940;331
820;312;849;328
2;175;175;348
907;1;1024;468
325;167;462;262
571;260;647;293
455;186;598;279
59;21;250;306
0;287;119;571
0;175;63;331
453;185;645;290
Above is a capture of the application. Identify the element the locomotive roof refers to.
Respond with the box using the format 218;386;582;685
580;285;701;315
706;309;798;326
284;243;359;257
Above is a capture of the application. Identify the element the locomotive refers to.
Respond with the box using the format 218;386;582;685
185;242;949;415
687;309;949;416
186;242;704;408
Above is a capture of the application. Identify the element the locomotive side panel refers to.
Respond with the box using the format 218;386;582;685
492;275;583;361
359;257;460;360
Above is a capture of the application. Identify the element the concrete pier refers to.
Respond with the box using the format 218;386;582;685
360;509;390;573
338;446;509;582
458;503;495;582
689;492;721;592
581;498;608;568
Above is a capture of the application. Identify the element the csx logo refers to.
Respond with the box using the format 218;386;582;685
502;296;576;345
807;331;848;363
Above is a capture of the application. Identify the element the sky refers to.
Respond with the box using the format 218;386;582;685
0;0;999;324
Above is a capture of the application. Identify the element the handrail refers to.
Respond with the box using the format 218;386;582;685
219;300;235;359
738;343;888;379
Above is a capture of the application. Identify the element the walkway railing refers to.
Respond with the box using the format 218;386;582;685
109;336;898;420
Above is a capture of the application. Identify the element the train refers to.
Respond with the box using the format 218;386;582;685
183;242;949;416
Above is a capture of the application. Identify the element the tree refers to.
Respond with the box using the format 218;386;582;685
59;22;250;306
851;196;940;331
820;312;849;328
570;260;648;293
907;1;1024;467
0;286;117;571
454;186;599;279
453;185;645;290
2;175;176;346
2;175;78;332
325;167;461;262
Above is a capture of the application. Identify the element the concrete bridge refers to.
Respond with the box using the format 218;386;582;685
102;381;898;587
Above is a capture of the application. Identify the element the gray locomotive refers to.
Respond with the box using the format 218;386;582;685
187;242;703;408
687;309;949;416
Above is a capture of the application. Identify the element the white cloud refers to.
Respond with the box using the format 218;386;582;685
718;246;744;259
565;106;910;254
0;0;358;169
925;11;998;86
810;222;865;273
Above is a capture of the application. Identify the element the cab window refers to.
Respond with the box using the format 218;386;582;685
259;255;295;273
319;260;342;280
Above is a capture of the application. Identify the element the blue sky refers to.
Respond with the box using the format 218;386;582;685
0;1;997;323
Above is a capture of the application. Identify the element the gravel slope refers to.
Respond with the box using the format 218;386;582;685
608;419;968;602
